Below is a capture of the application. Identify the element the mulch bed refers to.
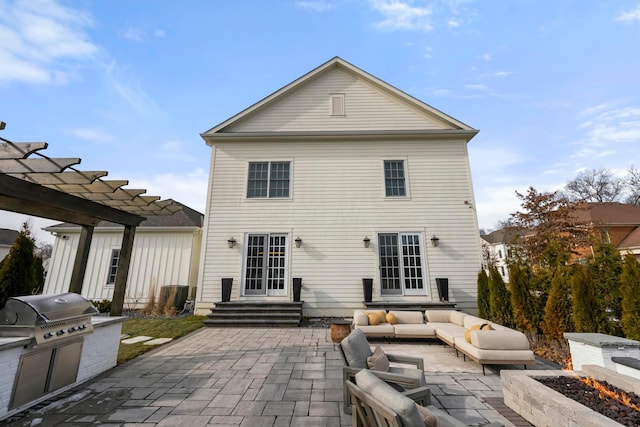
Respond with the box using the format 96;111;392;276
537;376;640;427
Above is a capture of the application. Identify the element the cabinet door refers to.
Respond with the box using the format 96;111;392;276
49;339;82;392
11;348;53;409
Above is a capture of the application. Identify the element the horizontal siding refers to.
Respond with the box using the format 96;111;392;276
44;230;199;306
226;69;453;133
196;138;482;316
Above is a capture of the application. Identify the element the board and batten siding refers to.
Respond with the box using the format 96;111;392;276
225;67;453;133
44;229;201;306
196;138;482;316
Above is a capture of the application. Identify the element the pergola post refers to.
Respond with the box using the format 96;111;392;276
110;224;136;316
68;225;94;294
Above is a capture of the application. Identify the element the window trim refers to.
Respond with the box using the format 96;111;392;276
240;232;289;297
106;248;120;286
245;160;293;200
377;232;428;296
330;93;345;116
382;159;410;199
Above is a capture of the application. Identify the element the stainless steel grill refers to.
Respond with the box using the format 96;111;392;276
0;292;98;346
0;293;99;409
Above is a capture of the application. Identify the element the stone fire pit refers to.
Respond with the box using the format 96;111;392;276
501;365;640;427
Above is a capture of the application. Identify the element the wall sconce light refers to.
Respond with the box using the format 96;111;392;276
430;235;440;247
363;236;371;248
295;237;302;248
227;237;237;248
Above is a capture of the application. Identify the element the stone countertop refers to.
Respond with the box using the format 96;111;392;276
564;332;640;348
91;315;126;328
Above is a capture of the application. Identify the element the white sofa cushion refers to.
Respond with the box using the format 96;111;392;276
430;323;466;345
355;324;395;337
454;337;535;362
393;324;436;338
449;310;467;326
470;330;531;350
463;315;489;329
390;310;424;324
353;310;369;326
424;310;454;323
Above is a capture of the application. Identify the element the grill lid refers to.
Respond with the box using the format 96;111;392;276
0;293;98;326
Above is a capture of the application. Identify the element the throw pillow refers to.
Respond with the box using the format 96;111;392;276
353;311;369;326
385;312;398;324
464;324;483;343
416;404;440;427
367;312;381;325
481;324;494;331
367;346;390;371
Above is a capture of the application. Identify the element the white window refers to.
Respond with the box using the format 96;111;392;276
378;233;427;295
330;94;345;116
243;234;288;296
384;160;406;197
106;249;120;285
247;161;290;199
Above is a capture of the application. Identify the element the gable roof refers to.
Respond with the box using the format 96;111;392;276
202;56;477;140
481;228;525;244
45;201;203;231
0;228;19;246
571;202;640;226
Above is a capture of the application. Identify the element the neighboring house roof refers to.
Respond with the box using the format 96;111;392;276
481;228;524;245
45;201;203;230
0;228;19;246
571;202;640;225
619;227;640;250
202;56;478;140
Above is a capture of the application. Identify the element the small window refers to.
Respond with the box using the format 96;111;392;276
500;266;505;276
330;94;345;116
384;160;406;197
106;249;120;285
247;161;290;199
498;249;503;259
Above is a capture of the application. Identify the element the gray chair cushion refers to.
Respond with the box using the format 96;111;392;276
355;370;424;427
340;329;373;369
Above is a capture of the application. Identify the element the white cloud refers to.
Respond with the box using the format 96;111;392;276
129;169;209;215
64;127;112;142
295;1;334;12
103;60;161;115
479;53;491;61
617;4;640;22
448;19;460;28
0;0;97;84
370;0;434;32
121;26;166;42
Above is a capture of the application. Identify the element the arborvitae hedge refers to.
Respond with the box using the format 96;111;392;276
509;260;535;332
477;268;490;319
621;253;640;340
488;266;513;327
542;268;573;340
0;223;38;307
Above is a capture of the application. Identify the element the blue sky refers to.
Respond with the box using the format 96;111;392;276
2;0;640;244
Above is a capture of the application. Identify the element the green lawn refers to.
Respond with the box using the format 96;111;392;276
117;315;206;364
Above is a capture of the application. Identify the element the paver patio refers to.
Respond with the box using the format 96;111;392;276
3;327;548;426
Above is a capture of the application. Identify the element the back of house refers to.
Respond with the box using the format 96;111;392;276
195;57;482;317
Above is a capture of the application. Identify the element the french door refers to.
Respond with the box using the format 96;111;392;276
378;233;427;296
244;234;287;296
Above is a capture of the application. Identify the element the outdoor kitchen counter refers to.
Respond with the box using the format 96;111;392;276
0;314;127;421
0;336;31;350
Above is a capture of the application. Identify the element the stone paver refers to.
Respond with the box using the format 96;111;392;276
1;326;545;426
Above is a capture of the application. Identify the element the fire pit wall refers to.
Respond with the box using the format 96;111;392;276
502;366;640;427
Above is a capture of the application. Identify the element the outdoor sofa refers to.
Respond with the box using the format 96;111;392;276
352;309;536;374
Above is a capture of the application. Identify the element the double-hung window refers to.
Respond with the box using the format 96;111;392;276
378;233;426;295
106;249;120;285
247;161;290;198
384;160;406;197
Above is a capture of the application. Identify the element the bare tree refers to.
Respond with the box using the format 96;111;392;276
625;166;640;206
564;168;624;202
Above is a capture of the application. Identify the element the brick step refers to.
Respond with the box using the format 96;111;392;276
204;301;303;327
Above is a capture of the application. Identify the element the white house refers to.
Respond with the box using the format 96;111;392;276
43;202;203;308
195;57;482;316
0;228;19;262
480;229;520;283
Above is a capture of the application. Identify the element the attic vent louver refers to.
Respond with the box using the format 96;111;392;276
330;94;345;116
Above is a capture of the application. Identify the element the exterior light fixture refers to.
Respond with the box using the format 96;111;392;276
430;235;440;247
227;237;237;248
295;237;302;248
363;236;371;248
